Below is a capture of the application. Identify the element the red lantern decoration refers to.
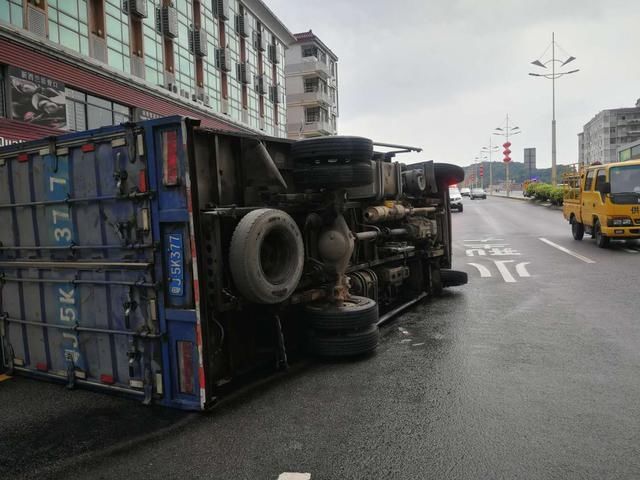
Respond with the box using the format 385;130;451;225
503;141;512;163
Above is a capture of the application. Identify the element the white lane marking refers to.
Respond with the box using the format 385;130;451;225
493;260;516;283
412;343;425;347
398;327;410;335
400;339;412;344
468;263;492;277
538;238;596;264
278;474;311;480
463;238;504;243
623;248;639;254
515;262;531;277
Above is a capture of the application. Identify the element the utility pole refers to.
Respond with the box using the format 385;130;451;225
482;138;499;194
493;116;521;197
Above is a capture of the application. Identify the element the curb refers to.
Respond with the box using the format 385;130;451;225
489;194;563;210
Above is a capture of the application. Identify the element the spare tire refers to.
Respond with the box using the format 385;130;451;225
291;136;373;163
304;296;378;331
294;162;374;189
229;209;304;304
309;325;380;358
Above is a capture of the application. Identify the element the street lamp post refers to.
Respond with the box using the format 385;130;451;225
481;140;499;193
529;32;579;185
493;115;521;197
474;153;487;189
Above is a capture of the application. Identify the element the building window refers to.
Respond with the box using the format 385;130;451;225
302;45;317;58
48;0;90;55
305;106;320;123
105;0;131;73
65;87;130;131
0;0;23;28
305;106;328;124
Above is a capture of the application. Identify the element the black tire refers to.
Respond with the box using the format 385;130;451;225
571;217;584;241
291;136;373;163
594;220;609;248
229;209;304;304
441;269;468;288
434;163;465;190
459;204;463;212
309;325;379;358
304;296;378;331
293;162;374;189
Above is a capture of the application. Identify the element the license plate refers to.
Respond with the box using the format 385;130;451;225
166;233;184;297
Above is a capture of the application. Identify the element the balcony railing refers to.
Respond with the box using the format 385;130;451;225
287;89;331;105
285;57;331;78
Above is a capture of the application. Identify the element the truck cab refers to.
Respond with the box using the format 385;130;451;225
563;160;640;247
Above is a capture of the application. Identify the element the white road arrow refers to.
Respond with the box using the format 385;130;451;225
468;263;492;277
493;260;516;283
515;262;531;277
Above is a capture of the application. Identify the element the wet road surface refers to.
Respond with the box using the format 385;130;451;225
2;196;640;479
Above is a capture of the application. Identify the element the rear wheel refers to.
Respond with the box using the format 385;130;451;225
291;136;373;163
571;217;584;241
459;204;463;212
304;296;378;332
441;269;468;288
293;162;374;189
309;325;380;358
594;220;609;248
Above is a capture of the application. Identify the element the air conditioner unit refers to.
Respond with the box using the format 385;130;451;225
270;85;284;104
196;89;210;106
161;6;178;39
126;0;147;18
237;63;252;85
26;4;47;37
255;74;267;95
236;14;249;38
268;44;280;64
216;48;231;72
214;0;229;21
254;31;267;52
190;29;207;57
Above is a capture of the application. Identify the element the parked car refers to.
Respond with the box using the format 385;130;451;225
449;187;463;212
470;188;487;200
460;187;471;197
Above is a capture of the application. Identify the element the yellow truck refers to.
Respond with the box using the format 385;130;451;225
563;160;640;247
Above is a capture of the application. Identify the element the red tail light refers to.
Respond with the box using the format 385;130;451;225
177;341;195;395
138;169;148;193
100;374;115;385
162;130;179;186
36;362;48;372
17;153;28;162
81;143;95;152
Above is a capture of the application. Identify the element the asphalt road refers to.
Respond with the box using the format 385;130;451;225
2;197;640;479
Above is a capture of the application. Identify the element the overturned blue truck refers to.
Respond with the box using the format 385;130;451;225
0;116;465;410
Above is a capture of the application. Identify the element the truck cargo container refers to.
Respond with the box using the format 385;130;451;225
0;116;465;410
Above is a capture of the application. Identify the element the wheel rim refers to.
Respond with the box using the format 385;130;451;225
259;226;298;285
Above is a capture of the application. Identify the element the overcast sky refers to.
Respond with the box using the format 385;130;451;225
269;0;640;167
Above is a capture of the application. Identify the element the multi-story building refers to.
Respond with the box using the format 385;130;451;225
578;99;640;166
284;30;338;139
0;0;295;147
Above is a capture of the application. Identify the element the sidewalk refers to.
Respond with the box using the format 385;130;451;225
489;190;527;201
488;190;562;210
